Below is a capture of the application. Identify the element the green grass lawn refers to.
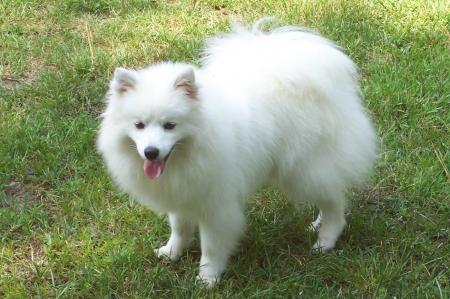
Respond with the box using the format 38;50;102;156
1;0;449;297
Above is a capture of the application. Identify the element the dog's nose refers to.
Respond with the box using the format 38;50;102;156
144;146;159;160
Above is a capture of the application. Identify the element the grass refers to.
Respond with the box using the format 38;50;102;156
0;0;448;297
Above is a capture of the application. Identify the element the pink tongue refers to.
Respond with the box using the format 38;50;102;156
143;160;165;180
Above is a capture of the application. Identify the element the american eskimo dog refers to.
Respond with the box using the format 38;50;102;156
97;20;377;287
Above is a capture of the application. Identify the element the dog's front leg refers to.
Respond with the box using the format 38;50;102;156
155;212;196;261
197;203;245;288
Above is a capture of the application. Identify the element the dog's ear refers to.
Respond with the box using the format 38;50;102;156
174;68;197;99
111;67;137;95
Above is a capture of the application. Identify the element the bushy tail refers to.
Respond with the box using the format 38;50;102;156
201;18;358;97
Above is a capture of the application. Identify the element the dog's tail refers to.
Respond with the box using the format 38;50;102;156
201;18;359;98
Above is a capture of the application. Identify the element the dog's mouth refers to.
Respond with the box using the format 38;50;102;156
143;147;174;180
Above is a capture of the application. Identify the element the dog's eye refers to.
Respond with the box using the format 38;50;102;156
163;122;176;130
135;122;145;129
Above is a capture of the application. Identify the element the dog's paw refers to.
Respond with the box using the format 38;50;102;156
312;238;335;253
196;274;219;289
154;245;182;261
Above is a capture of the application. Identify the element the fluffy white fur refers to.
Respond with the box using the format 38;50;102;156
97;20;377;287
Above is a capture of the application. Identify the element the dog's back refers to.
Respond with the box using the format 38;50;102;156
201;20;377;189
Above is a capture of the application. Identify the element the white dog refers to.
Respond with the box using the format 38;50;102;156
97;20;377;287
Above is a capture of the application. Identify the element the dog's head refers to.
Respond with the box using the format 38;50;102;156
105;63;201;180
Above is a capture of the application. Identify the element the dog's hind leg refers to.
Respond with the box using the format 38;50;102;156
309;212;321;231
279;174;346;252
155;212;196;261
312;193;346;252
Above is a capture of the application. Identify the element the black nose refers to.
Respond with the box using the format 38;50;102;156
144;146;159;160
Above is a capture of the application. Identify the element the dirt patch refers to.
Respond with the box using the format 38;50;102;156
29;237;46;264
1;180;45;211
0;75;21;88
0;59;44;90
1;237;48;285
